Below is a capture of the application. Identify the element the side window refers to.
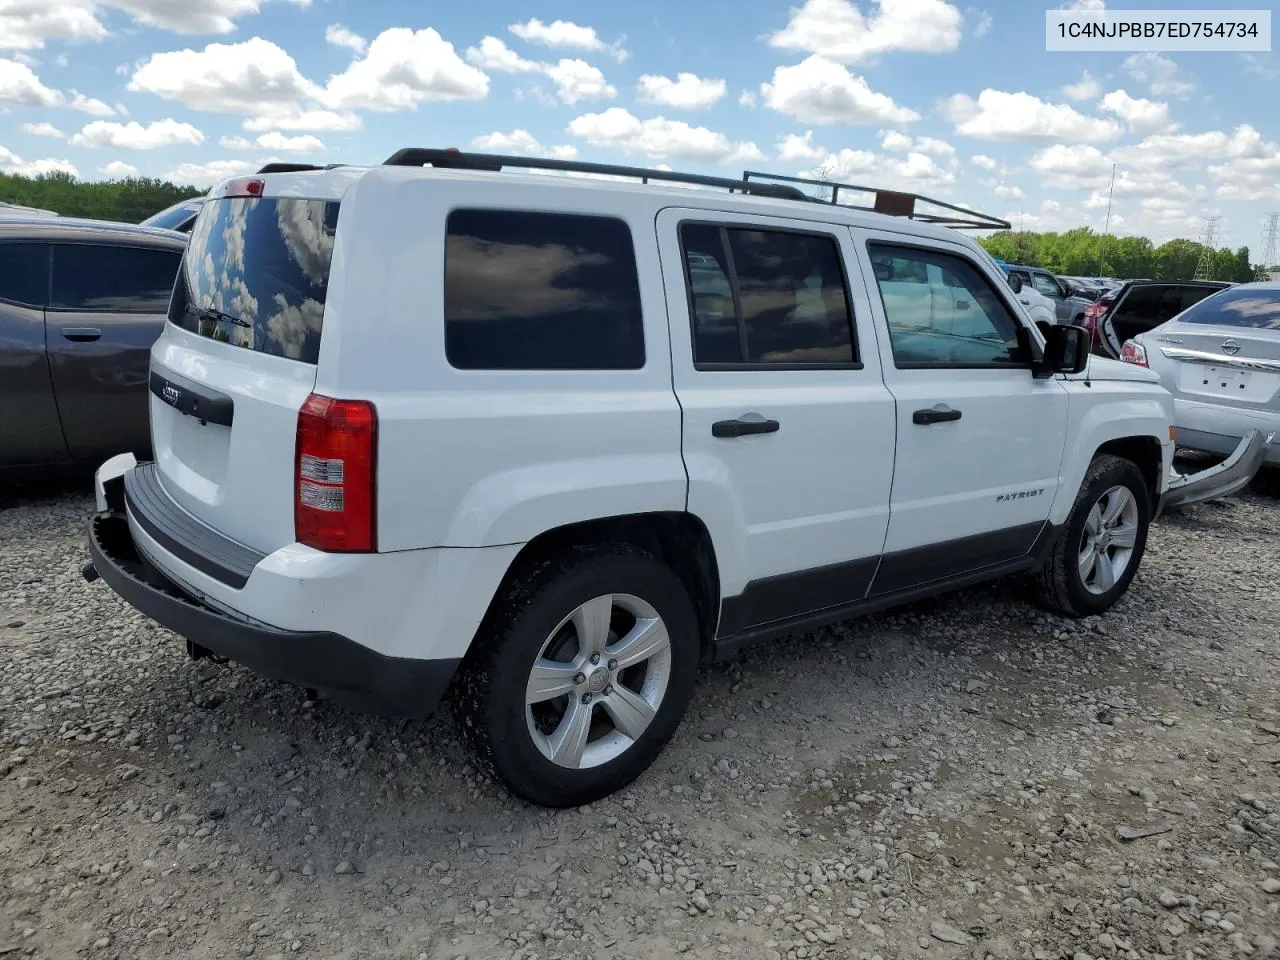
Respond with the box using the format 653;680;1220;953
0;243;50;306
679;223;857;367
868;242;1024;367
444;209;644;370
51;244;182;312
1032;273;1062;298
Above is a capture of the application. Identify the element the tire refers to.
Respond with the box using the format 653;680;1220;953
453;544;699;808
1036;454;1151;617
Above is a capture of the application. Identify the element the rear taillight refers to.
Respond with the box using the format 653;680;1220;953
295;393;377;552
1120;339;1148;367
1082;297;1114;349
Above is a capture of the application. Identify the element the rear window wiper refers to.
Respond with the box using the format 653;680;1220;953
192;306;251;328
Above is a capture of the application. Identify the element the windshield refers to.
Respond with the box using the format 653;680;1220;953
1176;286;1280;330
170;196;340;364
143;200;202;231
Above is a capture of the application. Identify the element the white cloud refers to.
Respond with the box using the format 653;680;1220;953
324;24;366;55
20;121;65;138
567;107;764;164
469;129;577;159
0;144;77;176
220;131;323;153
811;146;957;191
991;182;1023;200
1208;151;1280;201
1063;0;1104;8
100;159;138;177
943;89;1122;141
323;27;489;110
1028;143;1112;188
544;59;615;105
1123;53;1193;97
1062;70;1101;101
769;0;964;64
243;107;361;132
70;91;115;115
508;18;626;61
165;159;255;187
1098;89;1172;135
69;118;204;150
761;56;920;125
970;154;998;170
0;1;107;51
971;10;992;37
878;129;955;157
129;38;318;114
738;90;756;108
0;57;63;106
637;73;726;110
777;131;828;164
1109;125;1271;171
465;36;542;73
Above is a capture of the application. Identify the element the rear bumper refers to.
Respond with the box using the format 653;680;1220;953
1160;427;1273;514
1173;397;1280;466
86;512;459;718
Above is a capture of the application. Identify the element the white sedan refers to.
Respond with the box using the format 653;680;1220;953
1123;283;1280;468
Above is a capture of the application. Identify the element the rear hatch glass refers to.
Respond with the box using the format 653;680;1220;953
171;196;339;364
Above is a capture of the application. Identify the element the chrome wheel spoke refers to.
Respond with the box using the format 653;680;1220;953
1093;552;1117;592
526;660;581;705
571;595;614;655
1109;523;1137;549
607;617;669;671
1101;488;1131;526
547;699;593;768
1084;505;1103;537
602;685;657;741
1078;543;1098;582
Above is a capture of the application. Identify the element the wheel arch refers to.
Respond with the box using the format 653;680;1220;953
1095;435;1163;504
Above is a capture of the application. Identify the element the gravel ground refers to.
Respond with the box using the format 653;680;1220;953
2;473;1278;960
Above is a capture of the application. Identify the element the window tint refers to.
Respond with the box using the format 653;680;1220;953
1178;285;1225;313
0;243;49;305
1032;273;1062;297
1176;287;1280;330
174;197;339;364
680;224;856;366
445;209;644;370
52;244;181;312
1112;284;1187;325
868;243;1023;367
142;200;202;231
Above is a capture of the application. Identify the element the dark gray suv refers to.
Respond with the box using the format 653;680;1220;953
0;217;187;475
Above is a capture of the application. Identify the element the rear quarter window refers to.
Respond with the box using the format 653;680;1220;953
444;209;645;370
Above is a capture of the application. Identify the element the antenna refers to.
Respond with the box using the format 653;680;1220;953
1102;162;1117;237
1256;212;1279;281
1193;216;1223;280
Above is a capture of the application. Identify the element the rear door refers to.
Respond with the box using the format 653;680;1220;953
658;209;896;634
149;187;340;553
46;242;182;463
0;241;65;468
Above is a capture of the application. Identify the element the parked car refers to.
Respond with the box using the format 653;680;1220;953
0;200;58;219
1004;271;1056;327
1122;283;1280;467
1004;264;1093;324
83;150;1262;808
1085;279;1233;357
0;217;187;475
140;196;204;233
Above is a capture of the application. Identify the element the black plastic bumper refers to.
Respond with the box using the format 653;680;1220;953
86;513;459;718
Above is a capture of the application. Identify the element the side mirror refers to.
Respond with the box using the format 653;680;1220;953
1040;323;1090;376
1006;273;1023;293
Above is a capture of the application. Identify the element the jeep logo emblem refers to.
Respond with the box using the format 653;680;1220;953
161;384;182;407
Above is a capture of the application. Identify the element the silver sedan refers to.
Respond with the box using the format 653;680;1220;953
1124;283;1280;468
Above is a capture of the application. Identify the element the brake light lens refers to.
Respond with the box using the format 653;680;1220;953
1120;339;1148;367
295;394;377;552
216;177;265;199
1081;296;1114;350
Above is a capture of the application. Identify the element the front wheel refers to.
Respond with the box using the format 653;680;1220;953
453;545;699;808
1036;454;1151;617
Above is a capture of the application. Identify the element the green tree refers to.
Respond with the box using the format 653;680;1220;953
978;231;1260;282
0;171;204;223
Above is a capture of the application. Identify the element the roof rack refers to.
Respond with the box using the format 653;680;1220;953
381;148;812;201
741;170;1011;231
255;162;348;174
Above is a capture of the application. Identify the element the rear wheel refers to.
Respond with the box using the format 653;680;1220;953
453;545;699;808
1036;454;1150;617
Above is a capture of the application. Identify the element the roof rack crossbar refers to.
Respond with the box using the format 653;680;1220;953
741;170;1012;231
255;162;349;174
381;148;813;201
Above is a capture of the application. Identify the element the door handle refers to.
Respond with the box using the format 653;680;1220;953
61;327;102;342
913;405;962;425
712;414;780;438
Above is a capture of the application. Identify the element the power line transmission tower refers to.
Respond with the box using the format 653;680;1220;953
1194;216;1223;280
1256;212;1279;281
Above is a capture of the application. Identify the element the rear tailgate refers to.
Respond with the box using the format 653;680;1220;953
148;171;356;555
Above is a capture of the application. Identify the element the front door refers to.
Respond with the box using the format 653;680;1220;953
46;242;182;462
657;209;897;634
856;234;1069;595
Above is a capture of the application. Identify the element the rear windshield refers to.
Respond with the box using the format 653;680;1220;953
1177;286;1280;330
171;196;339;364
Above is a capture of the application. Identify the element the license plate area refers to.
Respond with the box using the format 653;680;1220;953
1178;363;1278;403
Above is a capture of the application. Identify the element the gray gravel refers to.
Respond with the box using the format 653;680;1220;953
2;472;1279;960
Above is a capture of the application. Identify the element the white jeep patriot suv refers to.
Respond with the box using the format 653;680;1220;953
85;149;1265;808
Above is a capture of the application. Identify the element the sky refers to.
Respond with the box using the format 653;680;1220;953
0;0;1277;250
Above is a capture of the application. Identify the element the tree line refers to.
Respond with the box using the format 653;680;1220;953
0;171;203;224
978;228;1260;283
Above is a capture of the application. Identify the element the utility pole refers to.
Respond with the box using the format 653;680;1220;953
1194;216;1223;280
1256;212;1279;281
1098;163;1117;276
